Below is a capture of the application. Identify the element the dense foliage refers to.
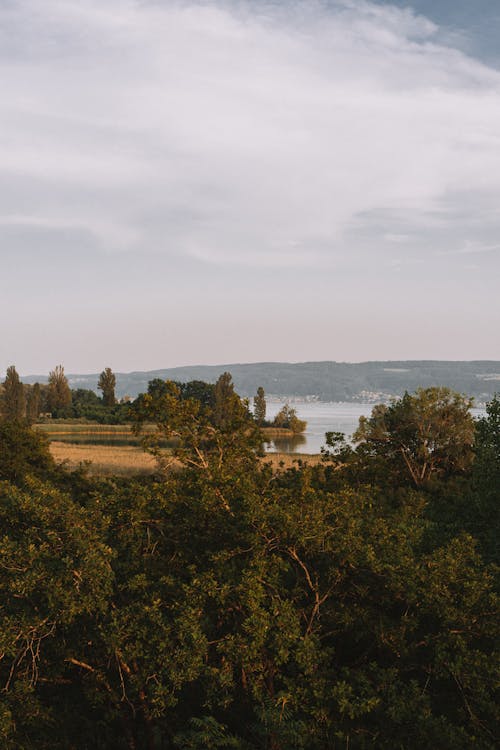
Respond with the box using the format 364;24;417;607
0;387;498;748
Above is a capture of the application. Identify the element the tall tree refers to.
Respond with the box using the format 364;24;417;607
1;366;25;422
253;386;266;425
98;367;116;407
213;372;247;430
353;387;475;486
47;365;72;416
26;382;41;424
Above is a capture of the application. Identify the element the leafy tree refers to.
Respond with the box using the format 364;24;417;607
71;387;101;412
47;365;72;417
469;394;500;562
98;367;116;407
253;386;266;425
0;478;113;748
179;379;216;408
273;403;307;433
26;382;41;424
1;366;25;422
474;394;500;499
0;421;55;483
353;387;475;487
213;372;248;431
0;385;497;748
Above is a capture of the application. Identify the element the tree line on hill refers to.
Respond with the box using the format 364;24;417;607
0;366;307;433
0;365;124;422
21;361;500;403
0;377;498;748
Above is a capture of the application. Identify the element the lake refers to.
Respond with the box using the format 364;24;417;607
40;402;487;455
264;401;487;454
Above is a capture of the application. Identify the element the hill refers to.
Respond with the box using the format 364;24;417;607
23;361;500;405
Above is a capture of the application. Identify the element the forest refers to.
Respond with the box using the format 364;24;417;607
21;360;500;403
0;373;498;749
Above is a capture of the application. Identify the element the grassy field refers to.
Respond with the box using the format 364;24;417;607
37;422;135;432
41;420;318;476
36;423;157;437
50;441;158;476
50;441;322;476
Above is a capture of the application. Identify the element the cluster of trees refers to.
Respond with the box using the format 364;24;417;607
252;388;307;433
0;367;295;433
0;365;130;423
272;403;307;433
0;381;498;748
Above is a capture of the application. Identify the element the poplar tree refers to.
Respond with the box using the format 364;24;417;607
26;382;41;424
47;365;72;415
1;365;25;421
213;372;247;430
253;386;266;425
98;367;116;407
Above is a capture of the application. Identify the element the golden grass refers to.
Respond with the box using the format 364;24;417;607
50;441;158;476
260;427;296;438
37;423;157;436
50;442;322;477
262;453;323;470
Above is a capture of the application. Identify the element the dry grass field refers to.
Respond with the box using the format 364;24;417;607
50;442;322;476
50;441;158;476
261;452;323;470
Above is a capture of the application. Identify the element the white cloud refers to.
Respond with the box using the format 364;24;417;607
1;0;500;268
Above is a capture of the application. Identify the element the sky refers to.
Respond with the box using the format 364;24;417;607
1;0;499;375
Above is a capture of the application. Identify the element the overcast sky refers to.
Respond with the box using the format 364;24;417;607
1;0;499;375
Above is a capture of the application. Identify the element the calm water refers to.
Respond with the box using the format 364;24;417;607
264;401;487;454
45;402;487;455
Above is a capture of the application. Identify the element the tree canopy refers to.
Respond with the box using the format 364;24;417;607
1;366;25;422
0;388;497;748
98;367;117;407
353;387;475;486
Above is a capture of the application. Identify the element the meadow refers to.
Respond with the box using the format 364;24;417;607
40;420;311;476
49;440;321;475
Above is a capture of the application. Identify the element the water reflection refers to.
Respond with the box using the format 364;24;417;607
266;434;307;453
50;434;176;448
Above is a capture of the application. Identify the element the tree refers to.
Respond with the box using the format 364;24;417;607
26;382;41;424
0;390;497;747
253;386;266;425
1;366;25;422
0;476;113;747
98;367;116;407
353;387;475;486
179;380;215;409
213;372;247;431
47;365;72;416
273;403;307;433
0;420;55;483
470;394;500;562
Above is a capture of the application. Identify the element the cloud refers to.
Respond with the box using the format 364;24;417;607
1;0;500;268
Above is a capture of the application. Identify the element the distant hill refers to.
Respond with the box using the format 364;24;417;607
23;361;500;405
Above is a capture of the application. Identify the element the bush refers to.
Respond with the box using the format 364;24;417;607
0;421;55;483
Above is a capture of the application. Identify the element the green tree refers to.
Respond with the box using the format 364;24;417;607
47;365;72;417
98;367;116;407
0;477;113;748
273;403;307;433
0;421;55;483
253;386;266;425
179;379;216;408
1;366;26;422
469;394;500;562
26;382;41;424
213;372;248;431
353;387;475;487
